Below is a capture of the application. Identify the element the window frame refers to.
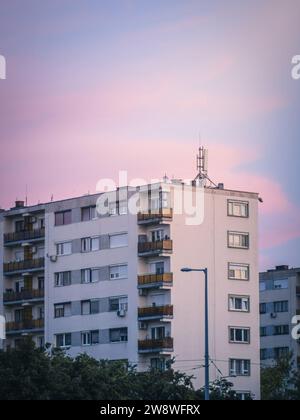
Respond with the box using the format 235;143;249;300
229;327;251;344
228;295;250;313
227;200;249;218
228;231;250;249
55;210;72;226
228;262;250;281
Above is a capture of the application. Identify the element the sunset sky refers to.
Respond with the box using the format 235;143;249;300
0;0;299;270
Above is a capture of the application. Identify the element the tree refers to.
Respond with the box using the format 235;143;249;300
261;354;295;400
195;378;241;400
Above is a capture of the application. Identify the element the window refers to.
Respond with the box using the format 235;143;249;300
55;271;71;287
260;349;268;360
273;279;288;290
260;327;267;337
110;233;128;248
228;200;249;217
55;210;72;226
151;326;166;340
229;359;250;376
81;238;91;253
81;300;99;315
38;277;44;290
273;325;289;336
15;250;23;261
229;327;250;344
150;358;166;371
260;303;267;314
56;242;72;256
236;392;252;401
228;263;249;280
81;330;99;346
91;237;100;251
81;268;100;284
109;296;128;312
151;229;164;242
109;328;128;343
110;265;128;280
81;206;96;222
15;220;25;232
54;303;71;318
273;301;288;313
274;347;289;359
56;333;72;348
228;232;249;249
229;296;250;312
260;282;266;292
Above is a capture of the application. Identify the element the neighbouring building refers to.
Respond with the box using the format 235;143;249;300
0;179;260;399
260;265;300;368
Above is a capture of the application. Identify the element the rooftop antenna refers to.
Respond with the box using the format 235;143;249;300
194;146;217;187
25;184;28;206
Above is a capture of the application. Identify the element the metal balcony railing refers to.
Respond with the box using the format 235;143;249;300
4;228;45;244
138;305;173;319
138;209;173;224
138;240;173;256
138;337;174;352
3;289;44;303
6;319;44;332
3;258;45;274
138;273;173;287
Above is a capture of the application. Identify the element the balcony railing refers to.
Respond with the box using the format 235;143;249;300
6;319;44;333
138;305;173;320
3;289;44;303
138;273;173;288
138;240;173;256
3;258;45;274
4;228;45;244
138;209;173;224
138;337;174;353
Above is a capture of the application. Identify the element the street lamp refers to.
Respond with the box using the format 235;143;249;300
181;267;209;401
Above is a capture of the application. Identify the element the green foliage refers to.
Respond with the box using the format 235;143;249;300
195;378;241;400
261;353;300;400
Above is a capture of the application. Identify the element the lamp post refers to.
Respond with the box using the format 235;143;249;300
181;267;209;401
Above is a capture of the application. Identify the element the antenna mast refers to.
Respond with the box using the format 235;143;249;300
194;146;217;187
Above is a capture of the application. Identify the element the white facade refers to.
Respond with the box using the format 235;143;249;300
0;181;260;399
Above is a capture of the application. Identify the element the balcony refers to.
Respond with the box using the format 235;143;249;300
138;337;174;354
138;273;173;289
3;289;44;305
138;209;173;225
4;228;45;245
6;319;44;334
138;240;173;257
138;305;173;321
3;258;45;275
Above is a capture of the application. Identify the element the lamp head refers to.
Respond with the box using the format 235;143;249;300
181;267;192;272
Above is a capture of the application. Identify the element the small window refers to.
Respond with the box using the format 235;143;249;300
150;358;166;371
109;296;128;312
273;301;288;313
55;271;71;287
56;333;72;348
110;265;128;280
91;237;100;251
260;303;267;314
260;282;266;292
109;328;128;343
274;347;289;359
273;325;289;336
228;232;249;249
56;242;72;256
81;238;91;253
229;296;250;312
228;200;249;217
81;331;99;346
110;233;128;248
236;392;251;400
54;303;71;318
229;327;250;344
229;359;250;376
81;300;91;315
273;279;288;290
260;327;267;337
55;210;72;226
228;263;249;280
81;206;96;222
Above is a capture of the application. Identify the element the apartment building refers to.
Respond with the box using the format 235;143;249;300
0;180;260;399
260;265;300;368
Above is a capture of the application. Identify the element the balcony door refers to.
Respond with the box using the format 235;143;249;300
151;230;164;242
150;262;165;275
24;246;33;261
151;326;165;340
24;276;33;291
